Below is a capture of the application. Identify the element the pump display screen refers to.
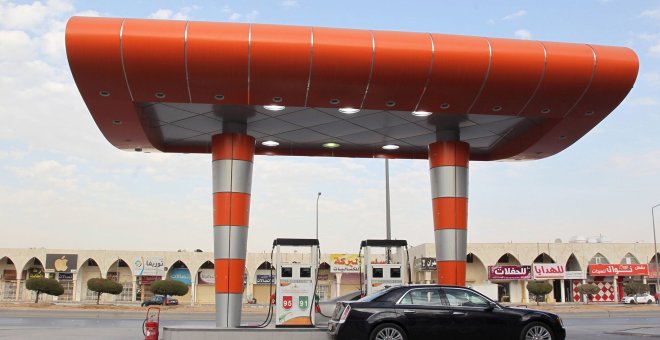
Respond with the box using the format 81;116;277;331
281;267;292;277
390;268;401;278
300;267;311;278
373;268;383;278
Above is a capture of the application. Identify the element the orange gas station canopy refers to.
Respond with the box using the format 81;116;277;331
66;17;638;160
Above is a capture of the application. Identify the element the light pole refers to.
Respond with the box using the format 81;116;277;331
653;203;660;303
316;192;322;240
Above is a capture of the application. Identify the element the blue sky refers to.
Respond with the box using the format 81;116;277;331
0;0;659;252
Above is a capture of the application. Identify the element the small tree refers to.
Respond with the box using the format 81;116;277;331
577;284;600;304
25;277;64;303
624;282;649;297
526;281;553;306
87;278;123;305
149;279;189;299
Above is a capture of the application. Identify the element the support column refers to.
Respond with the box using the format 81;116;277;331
429;140;469;286
212;133;255;328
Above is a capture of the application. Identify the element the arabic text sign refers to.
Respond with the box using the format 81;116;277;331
532;263;566;279
169;268;191;285
488;265;532;280
134;257;165;276
564;271;585;280
330;254;360;273
414;257;437;271
256;274;275;285
198;269;215;284
589;264;648;276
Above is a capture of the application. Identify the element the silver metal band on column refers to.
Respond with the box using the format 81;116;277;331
216;293;243;327
212;160;253;194
430;166;468;198
435;229;467;262
214;226;249;259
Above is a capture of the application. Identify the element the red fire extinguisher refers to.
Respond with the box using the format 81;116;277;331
143;307;160;340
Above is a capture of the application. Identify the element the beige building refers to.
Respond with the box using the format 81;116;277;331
0;242;656;305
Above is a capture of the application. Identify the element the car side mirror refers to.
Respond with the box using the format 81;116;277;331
486;301;497;311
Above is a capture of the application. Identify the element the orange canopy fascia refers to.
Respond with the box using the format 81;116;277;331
66;17;638;161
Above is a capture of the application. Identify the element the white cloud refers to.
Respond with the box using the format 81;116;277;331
651;42;660;56
502;10;526;21
282;0;299;7
514;29;532;40
641;8;660;19
0;0;73;31
149;6;198;20
627;97;659;106
227;9;260;22
0;30;36;61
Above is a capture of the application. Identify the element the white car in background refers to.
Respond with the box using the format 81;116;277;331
622;293;656;304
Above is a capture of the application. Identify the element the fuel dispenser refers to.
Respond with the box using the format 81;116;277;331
360;239;410;296
273;238;319;328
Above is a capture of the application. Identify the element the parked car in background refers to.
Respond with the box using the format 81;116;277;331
622;293;655;304
328;285;565;340
141;295;178;307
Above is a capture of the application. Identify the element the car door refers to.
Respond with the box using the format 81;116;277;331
441;287;513;340
395;288;453;339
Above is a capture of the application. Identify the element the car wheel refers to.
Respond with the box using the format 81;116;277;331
370;323;406;340
648;299;653;304
520;321;553;340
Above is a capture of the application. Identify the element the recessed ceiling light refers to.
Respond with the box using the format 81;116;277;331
99;90;110;97
155;92;166;99
323;142;340;149
272;96;283;103
112;120;122;125
339;107;360;114
585;111;595;116
214;94;225;101
440;103;450;110
559;135;567;140
541;108;551;114
134;148;142;152
382;144;399;150
329;99;340;105
264;105;285;111
492;105;502;112
412;111;432;117
385;101;396;108
261;140;279;147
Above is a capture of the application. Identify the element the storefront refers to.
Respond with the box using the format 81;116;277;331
488;265;531;303
330;254;361;298
586;264;649;302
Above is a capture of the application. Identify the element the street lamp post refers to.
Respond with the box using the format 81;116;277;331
653;203;660;303
316;192;322;240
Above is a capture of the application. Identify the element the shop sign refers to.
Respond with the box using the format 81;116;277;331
414;257;437;271
488;265;532;280
198;269;215;284
256;274;275;285
58;273;73;281
532;263;565;279
589;264;648;276
46;254;78;273
134;257;165;276
2;270;16;280
564;271;585;280
648;265;660;279
330;254;360;273
25;267;45;279
169;268;191;285
140;276;161;285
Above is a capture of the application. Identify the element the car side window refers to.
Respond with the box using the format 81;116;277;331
442;288;490;308
398;289;444;306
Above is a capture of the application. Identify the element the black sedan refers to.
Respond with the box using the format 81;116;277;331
327;285;565;340
140;295;178;307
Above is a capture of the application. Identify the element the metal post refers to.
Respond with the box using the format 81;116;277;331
316;192;322;240
385;159;392;263
653;203;660;304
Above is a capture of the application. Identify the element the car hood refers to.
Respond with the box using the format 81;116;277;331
502;306;560;319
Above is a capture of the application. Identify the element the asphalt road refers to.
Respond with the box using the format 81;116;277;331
1;309;660;339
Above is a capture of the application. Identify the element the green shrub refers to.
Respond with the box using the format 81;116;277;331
526;281;553;306
25;277;64;303
149;279;189;297
577;284;600;304
624;282;649;296
87;278;123;305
